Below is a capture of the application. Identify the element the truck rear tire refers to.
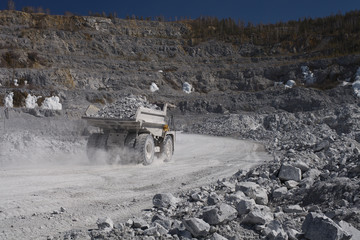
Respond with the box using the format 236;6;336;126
160;135;173;162
135;134;155;165
86;133;107;162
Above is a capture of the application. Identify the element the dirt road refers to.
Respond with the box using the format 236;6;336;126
0;133;270;240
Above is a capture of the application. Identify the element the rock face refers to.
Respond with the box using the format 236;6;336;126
302;213;351;240
1;10;360;112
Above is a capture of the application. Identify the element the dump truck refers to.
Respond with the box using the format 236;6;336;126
82;103;175;165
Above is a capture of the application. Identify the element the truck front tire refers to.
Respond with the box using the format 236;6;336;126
135;134;155;165
160;135;173;162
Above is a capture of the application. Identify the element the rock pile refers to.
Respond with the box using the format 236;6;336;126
58;91;360;239
92;95;160;119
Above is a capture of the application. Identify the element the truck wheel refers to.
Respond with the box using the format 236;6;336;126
160;135;173;162
86;133;107;162
125;133;137;148
135;134;155;165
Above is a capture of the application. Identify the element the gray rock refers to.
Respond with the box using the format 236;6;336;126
236;198;256;215
272;187;288;198
294;161;310;172
132;217;148;229
144;222;168;236
314;140;331;152
202;203;237;225
278;164;302;182
85;104;100;116
225;191;247;203
191;191;208;202
262;220;288;240
219;181;236;192
283;204;304;213
210;232;228;240
242;205;274;225
236;182;260;198
96;217;114;231
151;215;172;230
285;180;299;189
255;188;269;205
338;220;359;240
153;193;179;208
183;218;210;237
207;192;220;205
126;218;134;227
300;168;322;188
303;169;321;179
62;230;91;240
235;181;268;205
302;212;351;240
287;228;300;240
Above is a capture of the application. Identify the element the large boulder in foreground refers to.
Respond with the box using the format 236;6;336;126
302;212;351;240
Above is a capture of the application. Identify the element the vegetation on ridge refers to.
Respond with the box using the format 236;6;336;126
185;11;360;56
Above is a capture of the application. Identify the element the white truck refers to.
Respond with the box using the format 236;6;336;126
82;103;175;165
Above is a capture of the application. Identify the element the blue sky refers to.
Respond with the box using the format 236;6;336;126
0;0;359;24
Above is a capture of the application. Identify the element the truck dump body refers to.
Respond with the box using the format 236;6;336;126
82;117;141;131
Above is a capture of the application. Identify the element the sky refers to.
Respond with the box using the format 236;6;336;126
0;0;359;24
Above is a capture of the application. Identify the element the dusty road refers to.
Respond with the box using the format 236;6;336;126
0;133;270;240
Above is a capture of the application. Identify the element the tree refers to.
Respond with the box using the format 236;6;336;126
22;6;35;13
7;0;15;10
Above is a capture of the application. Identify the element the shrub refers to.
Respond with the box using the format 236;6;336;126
0;94;4;106
12;90;28;108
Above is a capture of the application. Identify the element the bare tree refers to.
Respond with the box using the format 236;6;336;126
7;0;15;10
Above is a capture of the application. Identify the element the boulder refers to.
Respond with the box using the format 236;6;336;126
202;203;237;225
283;204;304;213
338;220;360;240
273;187;288;198
242;205;273;225
314;140;331;152
302;212;351;240
262;220;288;240
294;161;310;172
278;164;302;182
207;192;221;205
236;198;256;215
191;191;208;202
255;188;269;205
225;191;247;203
85;104;100;116
183;218;210;237
235;182;268;205
132;217;149;229
210;232;228;240
151;215;172;230
96;217;114;231
285;180;299;189
144;222;168;236
153;193;179;208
